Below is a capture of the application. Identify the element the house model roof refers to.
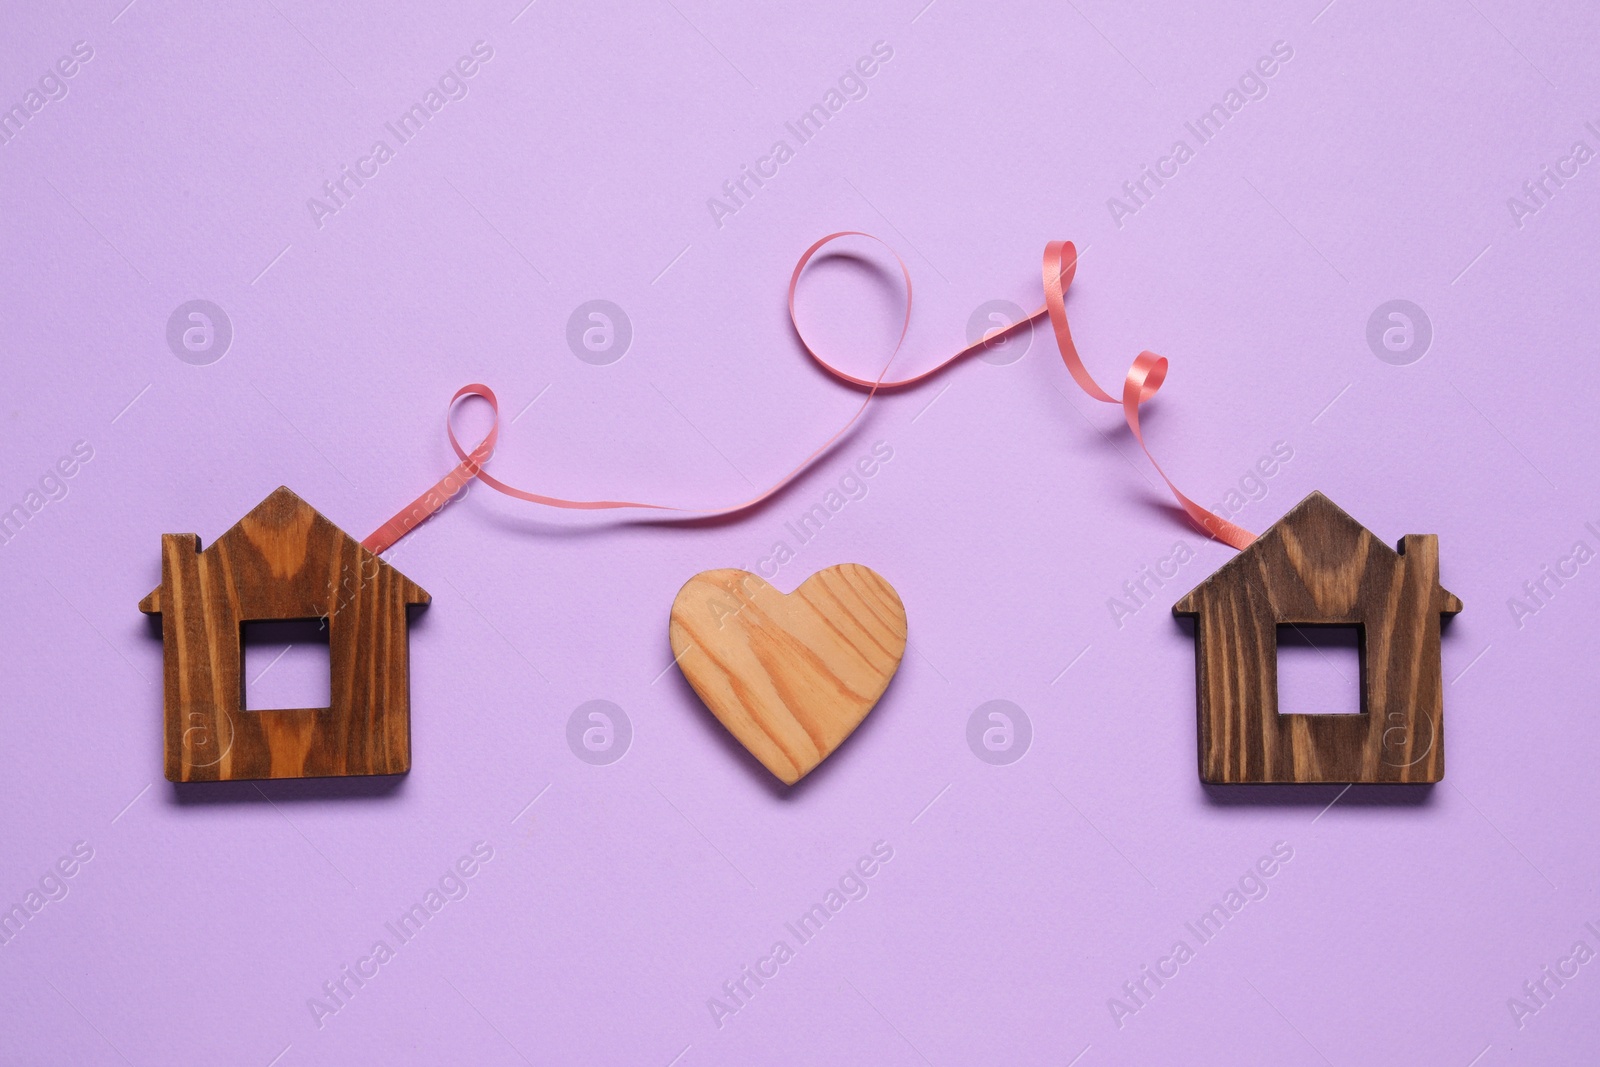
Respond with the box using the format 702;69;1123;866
139;486;430;615
1173;490;1461;615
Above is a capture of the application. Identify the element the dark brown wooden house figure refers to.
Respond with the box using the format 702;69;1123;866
1173;492;1461;784
139;487;429;783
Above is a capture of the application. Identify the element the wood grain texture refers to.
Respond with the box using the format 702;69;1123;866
139;487;429;783
1173;491;1461;784
670;564;907;785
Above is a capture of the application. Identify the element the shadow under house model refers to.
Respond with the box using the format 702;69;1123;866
1173;492;1461;784
139;487;430;783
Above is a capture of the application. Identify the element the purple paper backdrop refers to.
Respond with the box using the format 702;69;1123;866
2;0;1598;1063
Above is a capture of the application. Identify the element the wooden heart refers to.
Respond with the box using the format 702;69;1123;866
670;564;908;785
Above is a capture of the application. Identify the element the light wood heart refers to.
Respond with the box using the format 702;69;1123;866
670;564;908;785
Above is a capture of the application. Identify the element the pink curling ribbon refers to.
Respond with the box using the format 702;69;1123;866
1037;239;1257;551
363;233;1254;555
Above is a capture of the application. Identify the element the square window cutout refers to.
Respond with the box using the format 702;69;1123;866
242;619;330;711
1276;624;1363;715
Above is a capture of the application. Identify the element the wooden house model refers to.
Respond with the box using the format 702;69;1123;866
139;487;429;782
1173;492;1461;784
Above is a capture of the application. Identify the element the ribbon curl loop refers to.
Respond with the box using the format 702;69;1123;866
362;235;1254;555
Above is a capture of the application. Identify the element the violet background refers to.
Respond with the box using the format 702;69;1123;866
2;0;1597;1063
